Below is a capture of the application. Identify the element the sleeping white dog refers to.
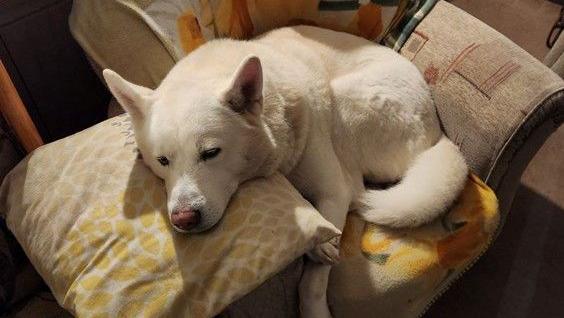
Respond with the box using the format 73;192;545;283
103;26;467;318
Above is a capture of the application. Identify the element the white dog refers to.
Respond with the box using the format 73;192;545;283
103;26;467;318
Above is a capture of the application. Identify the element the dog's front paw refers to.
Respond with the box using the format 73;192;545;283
306;237;340;265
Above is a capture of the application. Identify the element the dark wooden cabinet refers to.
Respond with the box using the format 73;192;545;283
0;0;111;142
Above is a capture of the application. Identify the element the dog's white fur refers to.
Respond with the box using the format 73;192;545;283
103;26;467;317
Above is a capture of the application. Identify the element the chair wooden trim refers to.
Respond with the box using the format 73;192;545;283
0;59;43;153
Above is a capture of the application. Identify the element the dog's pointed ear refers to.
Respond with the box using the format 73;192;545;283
223;56;263;117
103;69;154;120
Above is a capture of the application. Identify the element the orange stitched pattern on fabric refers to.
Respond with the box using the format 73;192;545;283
177;11;206;54
230;0;254;39
357;3;383;40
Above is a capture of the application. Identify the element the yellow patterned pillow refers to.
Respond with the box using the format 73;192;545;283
0;114;339;317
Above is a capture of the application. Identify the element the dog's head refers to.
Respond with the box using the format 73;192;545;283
103;56;270;233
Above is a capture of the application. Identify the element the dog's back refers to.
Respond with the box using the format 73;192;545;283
161;25;399;100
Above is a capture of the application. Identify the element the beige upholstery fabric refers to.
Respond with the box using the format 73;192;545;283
69;0;176;89
221;258;304;317
545;34;564;78
399;1;564;179
486;90;564;236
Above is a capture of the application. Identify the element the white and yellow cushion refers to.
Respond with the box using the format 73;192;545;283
0;114;339;317
329;174;499;317
144;0;418;58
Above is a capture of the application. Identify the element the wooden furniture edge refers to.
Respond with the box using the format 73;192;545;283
0;59;44;153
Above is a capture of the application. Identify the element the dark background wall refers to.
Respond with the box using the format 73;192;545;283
0;0;110;143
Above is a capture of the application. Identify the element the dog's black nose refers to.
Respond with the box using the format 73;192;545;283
171;208;201;231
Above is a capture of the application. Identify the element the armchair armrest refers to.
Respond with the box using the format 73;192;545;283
69;0;177;89
399;1;564;221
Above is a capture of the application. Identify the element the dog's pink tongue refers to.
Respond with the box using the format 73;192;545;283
171;209;200;231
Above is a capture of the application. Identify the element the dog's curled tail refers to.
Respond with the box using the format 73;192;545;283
357;135;468;228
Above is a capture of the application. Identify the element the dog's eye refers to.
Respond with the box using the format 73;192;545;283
200;148;221;161
157;156;169;166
